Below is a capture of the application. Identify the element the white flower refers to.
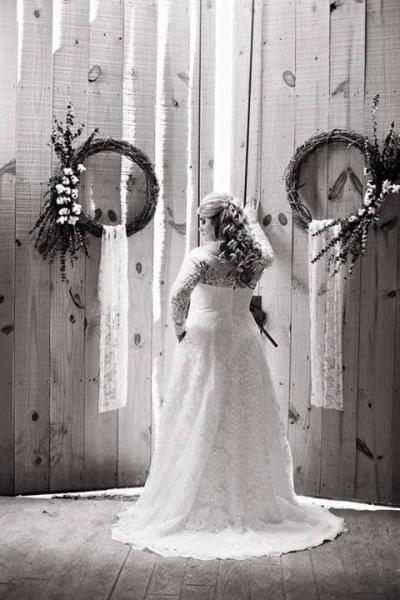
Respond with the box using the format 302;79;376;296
71;189;78;199
358;208;366;217
70;175;79;185
63;167;73;175
68;216;79;225
363;167;370;176
77;163;86;172
55;183;65;194
363;196;372;206
56;215;68;224
349;215;358;223
391;184;400;193
72;202;81;215
64;187;71;195
368;207;376;215
59;207;70;216
61;176;70;185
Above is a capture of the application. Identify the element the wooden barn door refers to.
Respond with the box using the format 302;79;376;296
1;0;400;504
261;0;400;508
0;0;158;496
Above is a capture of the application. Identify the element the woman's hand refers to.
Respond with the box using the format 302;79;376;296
244;194;260;223
177;330;187;343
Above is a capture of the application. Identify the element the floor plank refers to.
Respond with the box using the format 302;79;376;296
248;561;285;600
110;549;156;600
41;501;129;600
179;586;217;600
310;535;353;600
335;511;386;596
360;510;400;600
0;499;399;600
281;550;318;600
215;560;250;600
183;559;220;586
0;579;46;600
146;557;188;595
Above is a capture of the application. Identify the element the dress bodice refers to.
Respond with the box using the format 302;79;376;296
170;220;274;335
189;282;255;319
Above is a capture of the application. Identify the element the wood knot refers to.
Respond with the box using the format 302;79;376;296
278;212;288;226
88;64;102;82
262;214;272;226
282;70;295;88
1;324;14;336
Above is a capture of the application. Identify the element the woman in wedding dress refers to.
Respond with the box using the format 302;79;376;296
111;192;347;560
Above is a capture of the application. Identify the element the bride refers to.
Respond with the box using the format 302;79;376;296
111;192;347;560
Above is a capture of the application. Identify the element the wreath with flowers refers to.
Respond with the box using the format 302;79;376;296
29;103;159;280
284;95;400;278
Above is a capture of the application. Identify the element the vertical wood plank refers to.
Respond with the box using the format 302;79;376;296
356;0;400;504
244;0;262;203
320;0;365;500
258;0;295;427
230;0;253;202
199;0;216;206
14;0;53;494
186;0;201;252
0;0;17;494
84;0;124;490
152;0;191;421
117;0;157;487
49;0;89;493
288;0;330;496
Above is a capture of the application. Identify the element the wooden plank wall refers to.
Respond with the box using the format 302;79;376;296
50;0;89;493
356;0;400;505
84;0;125;492
118;0;157;487
14;0;53;494
1;0;400;504
258;0;295;425
288;0;330;497
0;0;17;495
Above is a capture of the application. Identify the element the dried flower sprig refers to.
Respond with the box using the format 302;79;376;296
310;95;400;278
29;102;99;280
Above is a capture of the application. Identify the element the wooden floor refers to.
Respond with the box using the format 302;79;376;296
0;497;399;600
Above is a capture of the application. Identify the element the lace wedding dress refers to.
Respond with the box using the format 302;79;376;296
111;220;347;560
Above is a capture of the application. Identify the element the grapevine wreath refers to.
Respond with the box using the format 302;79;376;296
29;103;159;280
284;95;400;278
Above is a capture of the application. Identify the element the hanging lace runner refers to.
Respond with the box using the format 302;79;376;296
308;219;345;411
98;224;129;412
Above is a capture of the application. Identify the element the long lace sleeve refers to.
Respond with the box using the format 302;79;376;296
170;247;209;336
248;219;274;268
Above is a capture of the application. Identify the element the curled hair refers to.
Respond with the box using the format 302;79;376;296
196;192;263;288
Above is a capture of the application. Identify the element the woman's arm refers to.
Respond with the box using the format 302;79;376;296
244;196;274;267
170;247;208;339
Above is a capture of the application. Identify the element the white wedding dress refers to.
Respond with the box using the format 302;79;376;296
111;220;347;560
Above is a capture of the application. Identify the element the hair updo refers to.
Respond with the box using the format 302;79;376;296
196;192;263;288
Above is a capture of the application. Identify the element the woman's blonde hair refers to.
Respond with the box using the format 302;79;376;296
196;192;263;288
